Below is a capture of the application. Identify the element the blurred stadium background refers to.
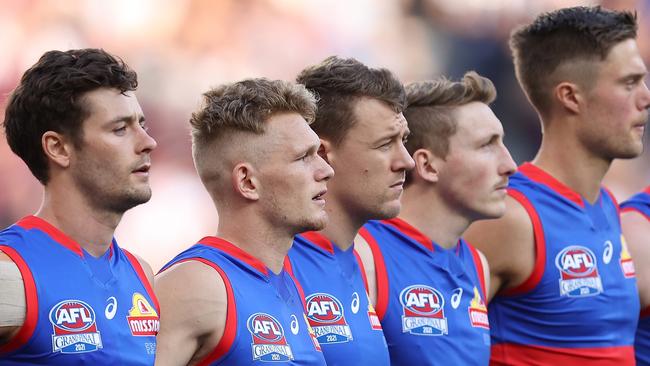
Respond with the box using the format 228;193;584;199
1;0;648;270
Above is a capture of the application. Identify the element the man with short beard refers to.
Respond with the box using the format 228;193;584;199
154;78;333;365
465;6;650;365
285;56;414;366
0;48;159;364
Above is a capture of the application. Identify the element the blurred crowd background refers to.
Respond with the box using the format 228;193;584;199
1;0;649;270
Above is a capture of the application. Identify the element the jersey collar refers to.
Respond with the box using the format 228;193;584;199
518;162;589;207
197;236;271;277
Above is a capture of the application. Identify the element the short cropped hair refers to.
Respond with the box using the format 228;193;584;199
296;56;405;145
190;78;317;147
3;48;138;184
510;6;637;116
404;71;496;185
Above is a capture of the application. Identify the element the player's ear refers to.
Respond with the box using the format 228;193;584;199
555;81;581;115
42;131;72;169
413;149;439;184
232;162;259;201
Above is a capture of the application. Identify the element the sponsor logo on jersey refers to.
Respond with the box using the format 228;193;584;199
555;245;603;297
399;285;447;336
468;287;489;329
127;293;160;336
49;299;103;354
247;313;294;362
305;293;353;344
620;235;636;279
367;299;382;331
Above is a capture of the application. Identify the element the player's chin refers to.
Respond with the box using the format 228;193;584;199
302;212;329;232
373;200;401;220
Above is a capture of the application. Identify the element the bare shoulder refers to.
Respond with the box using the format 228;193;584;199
464;195;535;297
155;260;228;366
621;210;650;308
0;251;25;343
130;252;155;286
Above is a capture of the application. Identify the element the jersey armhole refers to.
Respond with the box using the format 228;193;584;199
353;249;369;292
641;306;650;319
123;249;160;313
500;189;546;296
621;206;650;222
358;227;389;321
172;258;237;366
466;244;487;301
0;245;38;356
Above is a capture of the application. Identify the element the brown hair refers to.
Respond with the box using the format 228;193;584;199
296;56;405;145
404;71;496;184
190;78;317;146
3;48;137;184
510;6;637;116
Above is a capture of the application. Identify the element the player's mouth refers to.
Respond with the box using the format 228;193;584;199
313;189;327;204
132;163;151;176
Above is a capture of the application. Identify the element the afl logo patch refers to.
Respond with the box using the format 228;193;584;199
247;313;294;362
49;299;103;354
555;246;603;297
399;285;448;336
305;293;352;344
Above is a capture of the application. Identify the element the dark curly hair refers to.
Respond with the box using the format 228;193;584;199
3;48;138;184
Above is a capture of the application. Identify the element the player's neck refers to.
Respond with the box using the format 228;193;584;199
533;134;611;204
37;187;121;258
317;197;366;251
400;187;468;249
216;211;293;275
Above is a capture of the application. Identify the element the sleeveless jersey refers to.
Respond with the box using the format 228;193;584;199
621;186;650;366
359;218;490;366
285;232;390;366
0;216;159;365
159;236;326;366
487;163;639;365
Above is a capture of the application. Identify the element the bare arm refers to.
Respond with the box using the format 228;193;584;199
464;195;535;302
621;210;650;309
0;251;25;345
154;261;227;366
354;234;377;307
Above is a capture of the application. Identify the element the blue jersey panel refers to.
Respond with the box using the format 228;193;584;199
161;236;326;366
621;186;650;366
0;216;159;365
488;163;638;365
286;232;390;366
360;218;490;366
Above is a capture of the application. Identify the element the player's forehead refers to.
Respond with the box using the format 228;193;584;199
349;97;408;139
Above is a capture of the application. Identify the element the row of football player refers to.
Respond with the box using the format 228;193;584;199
1;4;649;366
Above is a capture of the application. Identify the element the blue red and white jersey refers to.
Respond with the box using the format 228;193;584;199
487;163;639;365
621;186;650;366
285;232;390;366
0;216;159;365
359;218;490;366
159;236;326;366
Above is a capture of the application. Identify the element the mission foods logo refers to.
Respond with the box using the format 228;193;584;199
49;299;103;354
305;293;353;344
247;313;294;362
127;293;160;336
620;236;636;279
468;287;489;329
555;246;603;297
400;285;447;336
